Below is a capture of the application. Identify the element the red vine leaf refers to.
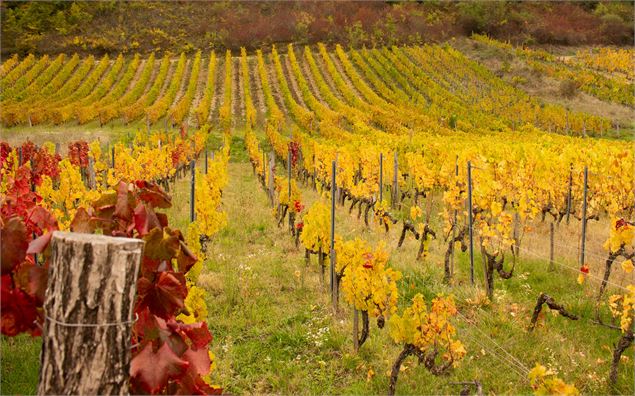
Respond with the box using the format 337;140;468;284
28;206;58;233
167;320;212;349
70;207;95;233
174;372;221;395
1;217;29;274
136;271;187;319
181;347;211;377
156;213;169;228
176;241;197;274
93;191;117;212
14;260;48;304
133;203;161;237
144;228;180;261
1;274;41;336
130;342;189;394
137;182;172;209
114;182;134;221
26;232;52;255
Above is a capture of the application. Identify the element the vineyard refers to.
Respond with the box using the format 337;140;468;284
1;34;634;395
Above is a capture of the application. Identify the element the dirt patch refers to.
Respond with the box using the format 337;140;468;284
248;56;267;124
456;38;634;127
185;53;211;128
280;54;307;108
233;57;243;126
264;53;289;117
299;49;328;105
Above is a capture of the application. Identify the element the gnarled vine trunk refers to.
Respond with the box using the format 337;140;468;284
609;331;634;385
358;310;370;348
389;344;416;396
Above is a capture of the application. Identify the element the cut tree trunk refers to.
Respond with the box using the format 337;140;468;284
38;231;144;396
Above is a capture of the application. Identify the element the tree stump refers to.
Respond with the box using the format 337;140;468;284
38;231;144;395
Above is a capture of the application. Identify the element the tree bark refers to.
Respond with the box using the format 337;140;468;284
609;331;634;384
305;248;311;266
358;310;370;348
595;248;628;322
318;246;325;284
38;231;144;396
398;221;419;248
388;344;416;396
529;292;578;331
289;211;295;236
277;204;288;227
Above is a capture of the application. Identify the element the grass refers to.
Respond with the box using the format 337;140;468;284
200;134;633;394
0;120;144;151
0;335;41;395
1;130;633;395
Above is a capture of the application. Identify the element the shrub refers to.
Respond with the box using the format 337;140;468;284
559;79;578;98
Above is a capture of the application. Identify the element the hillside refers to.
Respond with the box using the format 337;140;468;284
1;1;633;56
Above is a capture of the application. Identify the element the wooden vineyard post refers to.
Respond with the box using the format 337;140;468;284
566;164;573;224
392;152;398;209
204;147;208;175
268;151;275;207
288;149;292;202
80;166;86;188
467;161;474;285
549;222;555;271
579;166;588;268
262;150;267;188
379;152;383;203
313;161;317;191
288;147;294;235
330;160;337;313
450;156;458;280
38;232;144;395
190;159;196;223
111;146;115;168
335;153;340;204
87;157;96;190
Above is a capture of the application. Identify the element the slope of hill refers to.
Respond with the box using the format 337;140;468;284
1;1;633;56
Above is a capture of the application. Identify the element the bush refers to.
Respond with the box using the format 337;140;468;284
600;13;632;44
559;79;578;98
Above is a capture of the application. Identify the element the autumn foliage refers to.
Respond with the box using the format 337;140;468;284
0;142;221;394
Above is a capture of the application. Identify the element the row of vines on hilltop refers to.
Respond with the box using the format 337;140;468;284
2;41;625;137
